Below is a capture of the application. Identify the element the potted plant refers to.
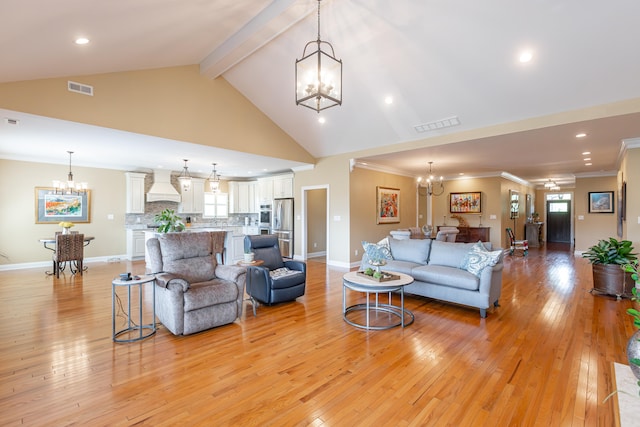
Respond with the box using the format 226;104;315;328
582;238;637;298
153;209;185;233
243;249;255;263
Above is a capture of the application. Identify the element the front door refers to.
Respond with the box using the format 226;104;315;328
546;200;571;243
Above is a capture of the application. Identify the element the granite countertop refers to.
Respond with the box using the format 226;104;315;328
130;224;247;236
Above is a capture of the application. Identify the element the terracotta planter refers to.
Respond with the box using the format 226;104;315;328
591;264;634;299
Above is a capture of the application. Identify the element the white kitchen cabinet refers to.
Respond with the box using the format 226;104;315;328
272;174;293;198
125;172;146;213
229;181;257;213
257;177;273;203
231;234;246;264
126;230;146;260
242;226;260;235
179;178;205;214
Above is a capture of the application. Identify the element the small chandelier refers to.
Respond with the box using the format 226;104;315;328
295;0;342;113
418;162;444;196
544;179;560;191
177;159;192;192
52;151;88;194
208;163;221;193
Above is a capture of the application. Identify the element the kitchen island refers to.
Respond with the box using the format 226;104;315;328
141;225;257;267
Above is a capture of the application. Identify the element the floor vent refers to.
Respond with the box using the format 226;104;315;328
414;116;460;133
68;81;94;96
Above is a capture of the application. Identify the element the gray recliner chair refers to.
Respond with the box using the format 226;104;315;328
244;234;306;315
146;231;246;335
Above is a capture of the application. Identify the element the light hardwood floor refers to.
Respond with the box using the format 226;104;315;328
0;244;633;426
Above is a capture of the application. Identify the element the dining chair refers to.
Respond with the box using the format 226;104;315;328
52;233;85;278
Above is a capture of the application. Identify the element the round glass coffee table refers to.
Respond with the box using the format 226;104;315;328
342;271;414;330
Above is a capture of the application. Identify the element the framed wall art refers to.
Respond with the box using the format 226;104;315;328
35;187;91;224
449;192;481;214
376;186;400;224
588;191;614;213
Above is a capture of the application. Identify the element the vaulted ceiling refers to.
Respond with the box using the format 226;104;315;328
1;0;640;184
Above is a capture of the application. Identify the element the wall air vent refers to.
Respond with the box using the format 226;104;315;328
68;81;94;96
414;116;460;133
4;118;19;125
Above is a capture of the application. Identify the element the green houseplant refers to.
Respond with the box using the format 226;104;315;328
582;238;637;299
623;262;640;382
154;209;185;233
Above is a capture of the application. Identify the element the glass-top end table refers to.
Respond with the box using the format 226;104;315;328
342;270;414;330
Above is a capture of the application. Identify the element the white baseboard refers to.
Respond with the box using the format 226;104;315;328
0;254;130;271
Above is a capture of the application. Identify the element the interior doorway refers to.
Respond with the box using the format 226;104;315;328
546;193;572;244
301;185;329;262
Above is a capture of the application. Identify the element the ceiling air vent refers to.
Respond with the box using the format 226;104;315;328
4;118;19;125
67;81;94;96
414;116;460;133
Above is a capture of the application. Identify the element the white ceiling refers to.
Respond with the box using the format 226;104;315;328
1;0;640;184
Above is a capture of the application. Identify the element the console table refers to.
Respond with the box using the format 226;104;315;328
437;226;490;243
525;222;544;247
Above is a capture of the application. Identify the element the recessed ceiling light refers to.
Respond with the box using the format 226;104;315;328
384;96;393;105
519;50;533;63
585;163;592;166
318;117;326;124
75;37;90;45
584;158;591;161
576;133;587;138
582;151;591;155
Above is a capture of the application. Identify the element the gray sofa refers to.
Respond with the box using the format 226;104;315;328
146;231;247;335
360;238;504;317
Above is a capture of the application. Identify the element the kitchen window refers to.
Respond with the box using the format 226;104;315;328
203;192;229;218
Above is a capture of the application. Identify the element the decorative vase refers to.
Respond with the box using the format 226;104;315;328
62;227;71;235
368;259;386;273
243;252;254;263
627;330;640;379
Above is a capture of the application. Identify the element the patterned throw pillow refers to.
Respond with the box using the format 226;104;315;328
460;241;502;277
362;238;393;262
270;267;301;279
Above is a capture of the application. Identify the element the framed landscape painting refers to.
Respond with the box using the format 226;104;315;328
35;187;91;223
376;186;400;224
450;192;481;214
588;191;614;213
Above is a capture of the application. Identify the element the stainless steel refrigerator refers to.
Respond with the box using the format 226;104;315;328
272;198;293;258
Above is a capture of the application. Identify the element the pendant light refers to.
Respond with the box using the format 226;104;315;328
421;162;444;196
208;163;221;193
295;0;342;112
177;159;192;192
52;151;88;194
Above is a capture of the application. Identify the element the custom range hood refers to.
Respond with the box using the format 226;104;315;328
146;169;181;203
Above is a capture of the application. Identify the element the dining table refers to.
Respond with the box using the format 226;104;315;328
39;236;95;276
39;236;95;251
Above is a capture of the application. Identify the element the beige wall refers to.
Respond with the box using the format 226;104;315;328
307;188;327;254
294;154;352;264
0;159;126;264
0;65;314;164
3;66;640;267
618;146;640;250
349;167;417;262
573;176;618;251
429;176;522;249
